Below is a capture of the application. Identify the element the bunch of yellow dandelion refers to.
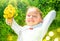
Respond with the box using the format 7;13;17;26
3;4;18;19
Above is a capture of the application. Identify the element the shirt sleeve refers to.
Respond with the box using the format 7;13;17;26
41;10;56;38
11;19;23;35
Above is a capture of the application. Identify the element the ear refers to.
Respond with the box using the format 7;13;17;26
40;18;43;23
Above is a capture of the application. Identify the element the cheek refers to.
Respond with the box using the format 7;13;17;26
34;18;39;21
34;18;40;22
25;18;30;22
25;18;34;23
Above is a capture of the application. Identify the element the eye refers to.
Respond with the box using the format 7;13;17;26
33;16;37;18
27;15;30;17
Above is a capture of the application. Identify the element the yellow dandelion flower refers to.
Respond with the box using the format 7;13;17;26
43;39;46;41
14;13;18;17
8;4;15;14
7;34;13;41
3;4;16;19
7;14;12;18
3;15;8;18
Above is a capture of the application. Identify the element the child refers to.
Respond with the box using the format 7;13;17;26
6;7;56;41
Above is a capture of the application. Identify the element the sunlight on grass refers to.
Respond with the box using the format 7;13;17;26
43;28;60;41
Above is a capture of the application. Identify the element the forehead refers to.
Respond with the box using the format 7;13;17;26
26;8;40;15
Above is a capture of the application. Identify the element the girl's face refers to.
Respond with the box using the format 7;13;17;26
25;8;42;26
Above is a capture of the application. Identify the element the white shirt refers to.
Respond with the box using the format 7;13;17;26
6;10;56;41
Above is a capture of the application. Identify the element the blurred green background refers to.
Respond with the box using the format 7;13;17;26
0;0;60;41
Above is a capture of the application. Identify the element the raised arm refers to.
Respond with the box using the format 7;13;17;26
41;10;56;38
6;18;22;35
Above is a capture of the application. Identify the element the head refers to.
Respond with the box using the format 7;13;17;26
25;7;43;26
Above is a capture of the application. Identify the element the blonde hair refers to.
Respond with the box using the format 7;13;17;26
26;6;42;18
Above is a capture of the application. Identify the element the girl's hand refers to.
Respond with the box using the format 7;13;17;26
6;18;13;26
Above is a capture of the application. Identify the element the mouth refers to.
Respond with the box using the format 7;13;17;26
28;20;34;22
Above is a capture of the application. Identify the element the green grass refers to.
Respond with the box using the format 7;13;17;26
0;0;60;41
